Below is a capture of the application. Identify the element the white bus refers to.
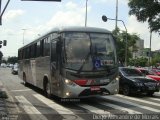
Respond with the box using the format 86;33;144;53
18;27;119;98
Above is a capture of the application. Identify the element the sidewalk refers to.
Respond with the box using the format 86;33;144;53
0;81;18;120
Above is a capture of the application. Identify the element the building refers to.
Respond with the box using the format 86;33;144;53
132;39;144;59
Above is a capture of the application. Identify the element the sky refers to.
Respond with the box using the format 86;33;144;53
0;0;159;57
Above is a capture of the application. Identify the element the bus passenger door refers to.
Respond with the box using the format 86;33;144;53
50;40;60;96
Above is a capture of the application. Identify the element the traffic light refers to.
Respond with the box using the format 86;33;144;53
3;40;7;46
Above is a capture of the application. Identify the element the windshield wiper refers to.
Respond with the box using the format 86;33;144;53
76;51;91;74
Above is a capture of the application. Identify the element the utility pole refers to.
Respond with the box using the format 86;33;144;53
85;0;88;27
0;0;11;25
22;29;26;45
149;30;152;67
115;0;118;30
102;15;128;66
0;0;2;25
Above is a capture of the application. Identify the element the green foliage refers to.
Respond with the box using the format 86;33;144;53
129;57;148;67
2;60;7;64
128;0;160;32
112;27;140;65
7;56;18;64
151;52;160;66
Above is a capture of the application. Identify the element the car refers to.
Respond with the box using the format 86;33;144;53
9;64;14;68
1;63;6;68
151;68;160;76
136;68;160;82
119;67;160;96
11;64;18;75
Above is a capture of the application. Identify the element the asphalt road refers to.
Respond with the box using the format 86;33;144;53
0;68;160;120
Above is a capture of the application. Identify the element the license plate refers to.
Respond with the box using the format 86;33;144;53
90;86;100;91
148;86;155;90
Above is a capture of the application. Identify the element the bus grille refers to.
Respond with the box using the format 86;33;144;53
78;88;110;97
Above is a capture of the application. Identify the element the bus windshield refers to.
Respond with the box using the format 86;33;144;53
64;32;117;71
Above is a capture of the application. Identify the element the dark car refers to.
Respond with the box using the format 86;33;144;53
11;64;18;75
119;67;160;96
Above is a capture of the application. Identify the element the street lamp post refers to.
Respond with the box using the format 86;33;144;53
85;0;88;27
115;0;118;30
0;0;11;25
22;29;26;45
149;30;152;67
102;15;128;66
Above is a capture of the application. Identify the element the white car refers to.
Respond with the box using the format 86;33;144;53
11;64;18;75
1;63;7;68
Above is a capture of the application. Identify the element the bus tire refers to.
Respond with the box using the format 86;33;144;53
23;73;27;86
43;79;52;98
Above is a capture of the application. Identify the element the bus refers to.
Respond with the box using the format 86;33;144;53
18;27;119;98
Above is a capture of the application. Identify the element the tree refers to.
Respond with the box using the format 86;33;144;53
129;58;148;67
7;56;18;64
128;0;160;32
152;52;160;66
112;28;140;65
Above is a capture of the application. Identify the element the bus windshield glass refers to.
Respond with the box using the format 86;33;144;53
64;32;117;71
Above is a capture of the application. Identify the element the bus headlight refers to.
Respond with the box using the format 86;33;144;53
65;79;77;86
116;77;119;81
111;77;119;84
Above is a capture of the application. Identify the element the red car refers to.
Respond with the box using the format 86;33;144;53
137;68;160;82
151;69;160;76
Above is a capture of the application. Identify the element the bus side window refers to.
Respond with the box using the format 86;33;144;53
34;44;37;58
44;37;50;56
36;41;40;57
40;39;44;56
18;50;21;60
31;44;36;58
51;40;57;71
22;49;24;59
51;41;57;62
26;47;30;59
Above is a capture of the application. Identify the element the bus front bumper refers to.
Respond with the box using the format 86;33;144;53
62;79;119;98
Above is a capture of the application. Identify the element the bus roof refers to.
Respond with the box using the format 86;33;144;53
19;26;111;50
50;26;111;33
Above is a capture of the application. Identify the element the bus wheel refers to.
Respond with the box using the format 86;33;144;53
44;80;52;98
23;74;27;86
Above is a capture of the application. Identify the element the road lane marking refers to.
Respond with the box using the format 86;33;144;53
15;96;48;120
100;102;142;114
11;89;31;92
77;104;111;115
148;97;160;102
0;81;3;86
33;94;84;120
154;92;160;96
102;96;160;113
115;94;160;107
